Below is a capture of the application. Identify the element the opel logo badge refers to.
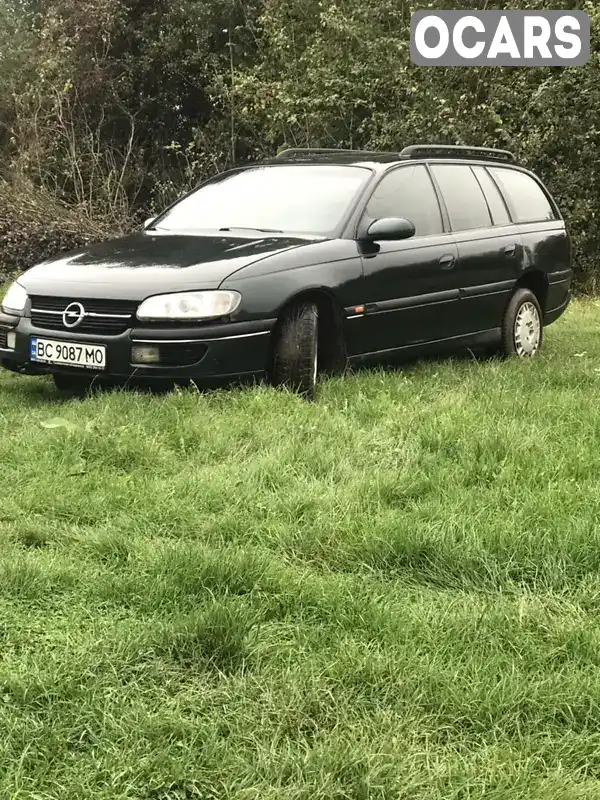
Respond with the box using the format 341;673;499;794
62;302;85;329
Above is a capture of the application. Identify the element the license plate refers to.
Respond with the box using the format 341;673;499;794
30;337;106;370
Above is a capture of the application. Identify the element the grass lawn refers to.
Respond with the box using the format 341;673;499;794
2;299;600;799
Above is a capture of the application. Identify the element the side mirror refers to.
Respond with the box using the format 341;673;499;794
365;217;416;241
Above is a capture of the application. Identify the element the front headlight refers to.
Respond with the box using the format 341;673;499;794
136;290;241;321
1;281;28;315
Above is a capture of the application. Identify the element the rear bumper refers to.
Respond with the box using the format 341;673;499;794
544;271;571;326
0;315;276;384
543;295;570;326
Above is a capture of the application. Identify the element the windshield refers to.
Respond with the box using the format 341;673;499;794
153;165;371;236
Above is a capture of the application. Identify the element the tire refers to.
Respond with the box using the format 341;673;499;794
501;288;543;358
52;373;93;395
269;301;319;399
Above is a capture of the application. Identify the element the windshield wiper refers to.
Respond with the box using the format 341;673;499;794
218;226;284;234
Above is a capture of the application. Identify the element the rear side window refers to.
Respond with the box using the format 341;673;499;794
365;164;443;237
430;164;492;231
488;168;555;223
471;166;511;226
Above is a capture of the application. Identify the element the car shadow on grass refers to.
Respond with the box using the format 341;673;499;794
60;374;261;400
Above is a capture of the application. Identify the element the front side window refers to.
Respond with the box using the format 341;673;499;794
430;164;492;232
364;165;443;236
153;165;371;236
489;168;556;224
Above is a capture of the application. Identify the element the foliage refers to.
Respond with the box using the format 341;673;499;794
0;178;113;278
0;0;599;288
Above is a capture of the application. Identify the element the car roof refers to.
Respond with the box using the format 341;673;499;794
257;145;518;172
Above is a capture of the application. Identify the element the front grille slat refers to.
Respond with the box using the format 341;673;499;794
31;296;137;314
0;329;8;349
30;296;138;336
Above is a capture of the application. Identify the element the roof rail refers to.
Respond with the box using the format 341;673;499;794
275;147;401;162
399;144;516;164
273;145;517;165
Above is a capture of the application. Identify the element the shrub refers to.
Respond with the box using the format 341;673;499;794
0;178;116;280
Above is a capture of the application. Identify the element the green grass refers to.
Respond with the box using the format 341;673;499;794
2;299;600;799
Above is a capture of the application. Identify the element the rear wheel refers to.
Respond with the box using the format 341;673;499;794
269;301;319;399
501;288;543;358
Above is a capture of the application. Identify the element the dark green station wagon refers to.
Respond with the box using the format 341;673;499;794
0;144;571;397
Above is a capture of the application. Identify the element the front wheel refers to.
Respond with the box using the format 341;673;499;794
269;301;318;399
501;288;543;358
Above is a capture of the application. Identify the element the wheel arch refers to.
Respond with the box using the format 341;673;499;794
269;287;347;374
513;269;549;313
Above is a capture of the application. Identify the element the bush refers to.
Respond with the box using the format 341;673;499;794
0;178;116;281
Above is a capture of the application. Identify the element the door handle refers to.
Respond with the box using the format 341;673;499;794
504;244;517;257
439;253;456;269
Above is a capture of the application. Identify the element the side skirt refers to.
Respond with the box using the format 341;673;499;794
348;327;502;366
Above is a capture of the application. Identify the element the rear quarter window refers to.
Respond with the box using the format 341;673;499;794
488;168;556;224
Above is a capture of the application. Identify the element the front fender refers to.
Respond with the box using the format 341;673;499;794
223;258;363;321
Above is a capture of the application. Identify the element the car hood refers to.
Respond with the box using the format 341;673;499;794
19;231;320;300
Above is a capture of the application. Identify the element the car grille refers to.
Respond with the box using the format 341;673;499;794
0;329;7;349
30;296;138;335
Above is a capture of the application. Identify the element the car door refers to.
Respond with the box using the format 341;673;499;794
487;166;571;313
353;163;460;355
429;162;524;335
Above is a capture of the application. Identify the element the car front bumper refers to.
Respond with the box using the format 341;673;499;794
0;312;276;385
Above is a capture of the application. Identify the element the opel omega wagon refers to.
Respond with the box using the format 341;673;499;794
0;145;572;398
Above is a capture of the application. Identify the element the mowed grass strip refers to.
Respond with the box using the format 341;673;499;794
1;300;600;799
